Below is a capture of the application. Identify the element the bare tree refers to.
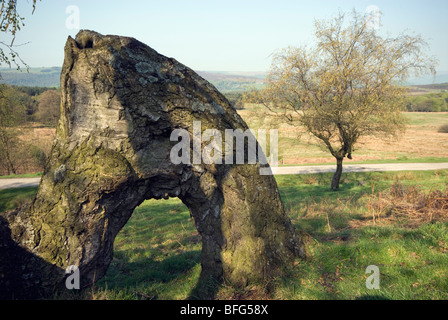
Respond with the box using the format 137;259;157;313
0;85;26;174
0;0;38;70
249;10;437;190
0;1;39;175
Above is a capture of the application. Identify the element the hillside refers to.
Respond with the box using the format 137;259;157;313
407;82;448;95
0;67;61;87
3;67;448;95
0;67;265;92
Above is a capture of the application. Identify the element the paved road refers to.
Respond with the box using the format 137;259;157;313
273;162;448;175
1;162;448;189
0;177;41;190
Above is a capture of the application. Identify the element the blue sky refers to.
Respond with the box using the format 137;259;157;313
10;0;448;72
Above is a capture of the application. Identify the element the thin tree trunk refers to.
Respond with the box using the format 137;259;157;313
0;129;16;175
5;149;16;175
331;157;343;190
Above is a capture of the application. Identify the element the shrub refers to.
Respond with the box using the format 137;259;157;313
374;181;448;225
31;146;47;169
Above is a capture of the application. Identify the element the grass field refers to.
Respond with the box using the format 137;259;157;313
1;109;447;300
8;111;448;176
1;169;447;300
238;108;448;165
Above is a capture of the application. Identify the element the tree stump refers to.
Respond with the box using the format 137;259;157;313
0;30;306;299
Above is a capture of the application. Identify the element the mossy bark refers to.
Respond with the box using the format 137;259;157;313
0;30;306;299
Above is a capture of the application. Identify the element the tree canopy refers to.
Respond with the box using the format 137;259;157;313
247;10;437;190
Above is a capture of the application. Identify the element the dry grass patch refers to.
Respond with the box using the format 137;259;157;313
373;182;448;227
238;108;448;164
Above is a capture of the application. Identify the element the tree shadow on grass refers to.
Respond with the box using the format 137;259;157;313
95;249;202;299
0;187;37;213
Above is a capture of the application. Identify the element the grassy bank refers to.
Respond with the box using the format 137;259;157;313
1;170;447;300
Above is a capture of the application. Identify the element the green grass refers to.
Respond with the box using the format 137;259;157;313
93;198;202;300
274;170;448;300
0;186;38;212
1;170;447;300
275;223;448;300
404;112;448;127
0;172;42;179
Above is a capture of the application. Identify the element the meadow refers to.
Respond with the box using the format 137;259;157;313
1;109;447;300
239;108;448;165
92;170;448;300
7;111;448;176
1;169;447;300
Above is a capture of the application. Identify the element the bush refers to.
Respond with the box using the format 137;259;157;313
438;124;448;133
223;91;244;109
35;89;61;127
31;146;47;168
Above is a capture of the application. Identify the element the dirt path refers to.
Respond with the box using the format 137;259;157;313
1;162;448;189
0;178;41;190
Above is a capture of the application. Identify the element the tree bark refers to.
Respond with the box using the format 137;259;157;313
331;157;343;190
0;30;307;299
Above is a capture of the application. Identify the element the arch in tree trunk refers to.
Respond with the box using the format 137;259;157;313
0;31;306;299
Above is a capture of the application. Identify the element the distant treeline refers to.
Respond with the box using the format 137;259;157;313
222;91;244;109
0;84;61;126
0;67;265;93
212;80;265;93
1;84;246;126
0;71;60;87
2;83;447;119
0;84;61;175
3;67;446;113
406;92;448;112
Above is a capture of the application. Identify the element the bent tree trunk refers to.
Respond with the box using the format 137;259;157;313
0;30;307;299
331;157;343;190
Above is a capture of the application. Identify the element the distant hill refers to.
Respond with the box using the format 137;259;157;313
410;82;448;91
406;82;448;96
405;72;448;86
196;71;265;92
196;71;265;82
3;67;447;94
0;67;61;87
0;67;265;92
